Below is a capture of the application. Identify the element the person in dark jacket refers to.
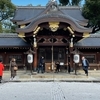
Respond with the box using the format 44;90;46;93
38;56;45;73
0;60;4;83
68;62;71;74
55;61;60;73
68;55;71;73
82;56;89;76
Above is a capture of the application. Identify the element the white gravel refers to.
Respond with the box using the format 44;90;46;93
0;82;100;100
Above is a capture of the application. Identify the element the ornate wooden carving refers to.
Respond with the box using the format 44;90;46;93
37;36;69;44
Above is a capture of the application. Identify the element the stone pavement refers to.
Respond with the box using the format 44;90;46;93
2;70;100;83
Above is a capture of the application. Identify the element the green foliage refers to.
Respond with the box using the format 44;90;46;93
82;0;100;32
10;24;17;33
59;0;69;6
0;0;16;21
2;21;17;33
59;0;82;6
71;0;82;5
0;0;16;33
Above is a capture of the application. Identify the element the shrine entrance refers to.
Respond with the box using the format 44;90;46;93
38;46;69;72
35;22;74;72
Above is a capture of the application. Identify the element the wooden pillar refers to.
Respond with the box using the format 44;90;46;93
69;47;73;71
97;52;99;70
69;38;74;71
32;35;38;72
23;53;26;70
33;47;37;71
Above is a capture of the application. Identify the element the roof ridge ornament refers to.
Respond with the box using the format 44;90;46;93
47;0;57;6
46;0;58;12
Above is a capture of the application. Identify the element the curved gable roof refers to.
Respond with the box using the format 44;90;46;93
12;1;92;34
16;13;92;33
12;2;87;26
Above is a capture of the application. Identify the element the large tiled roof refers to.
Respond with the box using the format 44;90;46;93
74;34;100;47
0;33;31;47
60;6;86;22
12;3;87;24
11;1;92;34
12;7;44;21
0;33;100;47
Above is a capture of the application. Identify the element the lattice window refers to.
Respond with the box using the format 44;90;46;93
84;55;95;63
9;55;22;63
0;55;3;61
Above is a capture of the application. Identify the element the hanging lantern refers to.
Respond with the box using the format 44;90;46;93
27;54;33;63
73;54;80;63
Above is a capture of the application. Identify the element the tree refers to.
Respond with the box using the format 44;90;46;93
71;0;82;6
0;22;3;33
59;0;82;6
0;0;16;33
2;20;17;33
59;0;69;6
82;0;100;33
0;0;16;21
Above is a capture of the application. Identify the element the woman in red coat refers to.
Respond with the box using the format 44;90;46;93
0;60;4;83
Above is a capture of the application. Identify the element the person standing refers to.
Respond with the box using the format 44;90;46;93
38;56;45;73
55;61;60;73
0;60;4;83
82;56;89;76
41;56;45;73
68;55;71;73
68;62;71;74
9;58;18;80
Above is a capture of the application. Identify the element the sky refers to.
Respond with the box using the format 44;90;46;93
11;0;59;6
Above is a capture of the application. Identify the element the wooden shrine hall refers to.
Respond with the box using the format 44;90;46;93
0;0;100;71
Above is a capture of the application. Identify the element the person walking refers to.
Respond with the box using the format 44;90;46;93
0;60;4;83
9;58;18;80
82;56;89;76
